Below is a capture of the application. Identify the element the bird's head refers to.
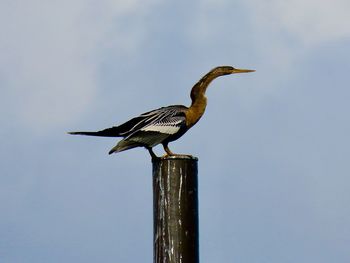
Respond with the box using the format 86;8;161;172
211;66;255;76
190;65;255;103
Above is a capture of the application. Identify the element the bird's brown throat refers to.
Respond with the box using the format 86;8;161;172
186;95;207;128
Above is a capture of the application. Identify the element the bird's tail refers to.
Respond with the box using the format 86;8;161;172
67;127;122;137
108;139;140;154
68;131;101;136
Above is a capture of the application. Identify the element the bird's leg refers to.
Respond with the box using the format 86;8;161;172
147;147;159;160
162;143;175;156
162;143;194;158
163;143;184;156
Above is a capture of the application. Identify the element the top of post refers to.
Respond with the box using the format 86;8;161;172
153;155;198;162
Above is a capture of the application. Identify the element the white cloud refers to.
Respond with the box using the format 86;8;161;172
187;0;350;70
0;0;160;133
187;0;350;46
245;0;350;45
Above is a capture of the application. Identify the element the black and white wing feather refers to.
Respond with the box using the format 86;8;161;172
69;105;187;137
108;105;188;154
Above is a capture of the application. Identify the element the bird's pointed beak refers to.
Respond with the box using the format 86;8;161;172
231;68;255;74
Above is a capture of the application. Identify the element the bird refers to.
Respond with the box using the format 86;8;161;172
68;66;254;159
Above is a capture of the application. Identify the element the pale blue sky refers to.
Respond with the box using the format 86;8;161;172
1;0;350;262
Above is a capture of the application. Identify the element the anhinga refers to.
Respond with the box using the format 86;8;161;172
68;66;254;158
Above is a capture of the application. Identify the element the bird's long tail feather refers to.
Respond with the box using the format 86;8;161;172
67;127;121;137
68;131;101;136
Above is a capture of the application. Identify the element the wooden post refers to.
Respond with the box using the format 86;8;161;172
152;155;199;263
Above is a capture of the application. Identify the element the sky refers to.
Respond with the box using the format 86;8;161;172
1;0;350;262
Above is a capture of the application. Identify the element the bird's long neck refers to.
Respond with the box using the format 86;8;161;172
185;72;217;128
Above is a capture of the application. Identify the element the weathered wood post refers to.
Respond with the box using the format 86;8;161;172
152;155;199;263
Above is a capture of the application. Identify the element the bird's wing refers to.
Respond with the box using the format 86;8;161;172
139;106;186;133
69;106;188;140
121;106;188;147
117;105;187;136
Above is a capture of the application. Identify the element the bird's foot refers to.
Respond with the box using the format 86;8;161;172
162;144;194;159
161;153;194;158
